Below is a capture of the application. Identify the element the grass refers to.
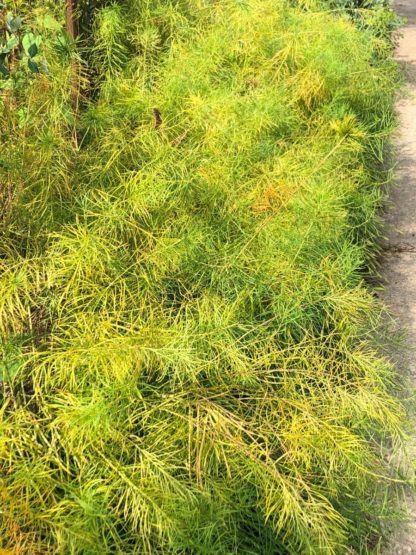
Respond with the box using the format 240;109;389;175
0;0;408;553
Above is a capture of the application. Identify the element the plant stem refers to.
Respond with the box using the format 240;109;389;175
65;0;79;145
65;0;78;40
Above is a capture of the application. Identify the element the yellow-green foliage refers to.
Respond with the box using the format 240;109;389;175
0;1;405;553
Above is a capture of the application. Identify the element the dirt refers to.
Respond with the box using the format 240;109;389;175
381;1;416;553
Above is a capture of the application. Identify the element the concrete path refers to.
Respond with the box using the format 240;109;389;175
381;1;416;553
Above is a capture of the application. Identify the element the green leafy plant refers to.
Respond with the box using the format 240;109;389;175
0;5;45;78
0;1;409;554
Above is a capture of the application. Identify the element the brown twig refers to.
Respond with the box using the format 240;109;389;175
65;0;78;41
65;0;80;145
153;107;162;129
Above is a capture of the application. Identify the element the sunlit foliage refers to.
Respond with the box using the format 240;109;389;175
0;1;406;553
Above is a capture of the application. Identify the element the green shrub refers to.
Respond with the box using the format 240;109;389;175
0;1;406;553
296;0;402;43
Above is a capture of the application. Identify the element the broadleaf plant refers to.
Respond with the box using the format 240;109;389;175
0;4;45;79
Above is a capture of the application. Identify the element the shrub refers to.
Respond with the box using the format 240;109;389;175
0;1;406;553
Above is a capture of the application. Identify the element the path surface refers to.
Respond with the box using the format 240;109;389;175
382;1;416;553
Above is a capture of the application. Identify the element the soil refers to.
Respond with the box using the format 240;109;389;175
381;1;416;553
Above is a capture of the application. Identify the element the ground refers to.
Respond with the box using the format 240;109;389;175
381;1;416;553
